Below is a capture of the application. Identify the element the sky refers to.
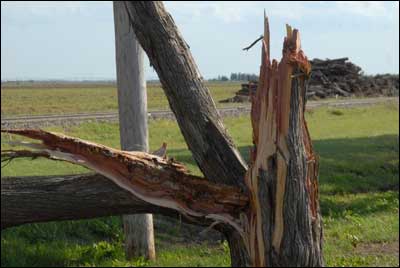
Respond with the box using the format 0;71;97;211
1;1;399;81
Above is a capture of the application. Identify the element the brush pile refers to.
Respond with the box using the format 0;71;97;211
308;57;399;99
220;81;258;103
220;57;399;103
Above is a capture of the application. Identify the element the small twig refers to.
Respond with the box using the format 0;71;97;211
1;158;13;169
1;150;50;159
243;35;264;51
199;221;221;236
1;150;52;168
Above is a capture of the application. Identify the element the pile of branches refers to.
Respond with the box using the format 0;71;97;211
220;57;399;103
220;81;257;103
308;58;399;98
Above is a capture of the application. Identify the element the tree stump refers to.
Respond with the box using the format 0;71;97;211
241;18;324;266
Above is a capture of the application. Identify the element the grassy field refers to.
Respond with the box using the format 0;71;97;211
1;103;399;267
1;82;241;116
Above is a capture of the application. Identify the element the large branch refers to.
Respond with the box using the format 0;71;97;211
1;173;244;230
123;1;247;187
1;173;175;229
1;129;248;231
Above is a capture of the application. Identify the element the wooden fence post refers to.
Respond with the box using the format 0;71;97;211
113;1;156;261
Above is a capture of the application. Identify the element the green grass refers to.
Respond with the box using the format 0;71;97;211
1;103;399;267
1;82;241;116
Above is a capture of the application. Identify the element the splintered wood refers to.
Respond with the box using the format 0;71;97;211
244;16;319;266
1;129;248;228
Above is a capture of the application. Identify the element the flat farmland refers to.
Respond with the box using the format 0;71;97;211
1;82;241;116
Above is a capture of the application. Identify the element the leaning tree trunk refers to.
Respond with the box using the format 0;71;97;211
113;1;155;261
122;2;248;188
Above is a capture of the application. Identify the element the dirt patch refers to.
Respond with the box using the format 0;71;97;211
154;215;223;247
355;241;399;257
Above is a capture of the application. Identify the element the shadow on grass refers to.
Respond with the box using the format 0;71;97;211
169;134;398;196
320;191;398;218
169;134;398;218
313;134;398;195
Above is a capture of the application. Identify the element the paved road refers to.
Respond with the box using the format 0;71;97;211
1;97;398;128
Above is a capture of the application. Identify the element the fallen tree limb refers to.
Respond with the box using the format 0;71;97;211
1;173;173;229
1;129;248;231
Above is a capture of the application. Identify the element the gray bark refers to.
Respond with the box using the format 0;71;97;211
123;1;248;188
1;174;178;230
113;1;155;261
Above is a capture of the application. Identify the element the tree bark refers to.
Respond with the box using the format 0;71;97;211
241;19;324;266
1;174;246;231
1;174;172;230
123;1;248;188
113;1;155;261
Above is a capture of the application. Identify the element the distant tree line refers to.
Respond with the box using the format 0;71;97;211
230;73;259;81
208;75;229;82
208;73;259;82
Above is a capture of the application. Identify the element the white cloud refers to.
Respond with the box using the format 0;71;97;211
4;1;395;24
164;2;310;23
164;2;257;23
334;1;390;17
2;1;111;17
165;1;397;23
1;1;112;26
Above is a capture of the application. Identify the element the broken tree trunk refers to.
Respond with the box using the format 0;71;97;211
113;1;155;261
242;19;324;266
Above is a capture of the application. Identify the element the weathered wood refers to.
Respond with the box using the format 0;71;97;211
123;1;248;188
0;129;248;231
114;1;148;164
1;173;248;231
1;174;172;229
113;1;155;261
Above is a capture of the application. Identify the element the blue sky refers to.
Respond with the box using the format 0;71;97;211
1;1;399;81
